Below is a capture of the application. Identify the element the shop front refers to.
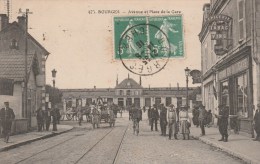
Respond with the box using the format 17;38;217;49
217;50;254;134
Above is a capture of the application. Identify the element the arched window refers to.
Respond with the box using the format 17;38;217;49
126;90;131;96
10;39;18;49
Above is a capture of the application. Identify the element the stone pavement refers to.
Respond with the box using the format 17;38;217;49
190;125;260;164
0;124;73;152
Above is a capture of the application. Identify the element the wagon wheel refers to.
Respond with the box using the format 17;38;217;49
66;113;73;120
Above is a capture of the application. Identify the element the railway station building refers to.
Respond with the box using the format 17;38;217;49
61;75;198;110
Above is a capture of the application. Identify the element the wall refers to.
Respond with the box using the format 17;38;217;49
0;83;23;118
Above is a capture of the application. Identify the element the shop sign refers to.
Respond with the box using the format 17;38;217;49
218;57;249;80
207;14;232;56
211;33;228;40
214;44;227;56
190;70;202;84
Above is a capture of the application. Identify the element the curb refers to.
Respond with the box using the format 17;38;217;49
191;135;259;164
0;126;74;152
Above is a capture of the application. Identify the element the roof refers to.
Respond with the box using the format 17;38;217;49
0;53;37;82
0;22;50;56
61;88;115;99
115;78;142;89
143;87;195;96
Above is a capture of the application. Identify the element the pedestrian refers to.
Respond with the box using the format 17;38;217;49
151;104;159;131
77;106;83;126
36;107;44;132
44;108;51;131
198;104;207;136
179;106;191;140
253;103;260;141
206;110;213;127
0;102;15;143
148;106;152;126
215;105;229;142
51;105;59;131
132;106;142;135
192;105;199;127
160;103;167;136
167;104;178;140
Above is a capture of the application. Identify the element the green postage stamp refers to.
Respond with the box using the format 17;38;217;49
114;16;184;60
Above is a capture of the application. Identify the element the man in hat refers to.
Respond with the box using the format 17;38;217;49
253;103;260;141
167;104;178;140
198;104;206;136
160;103;167;136
0;102;15;143
151;104;159;131
216;105;229;142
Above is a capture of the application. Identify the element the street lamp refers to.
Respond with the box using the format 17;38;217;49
185;67;190;107
51;69;57;107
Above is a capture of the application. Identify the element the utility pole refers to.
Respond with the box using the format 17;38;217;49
19;8;32;126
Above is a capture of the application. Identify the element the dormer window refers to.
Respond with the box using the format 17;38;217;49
10;39;19;49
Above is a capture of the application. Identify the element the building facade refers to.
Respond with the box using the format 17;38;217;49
61;76;197;110
199;0;260;135
0;14;49;130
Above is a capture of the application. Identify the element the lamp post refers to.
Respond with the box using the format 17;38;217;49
185;67;190;107
51;69;57;107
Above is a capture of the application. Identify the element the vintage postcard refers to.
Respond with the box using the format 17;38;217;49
0;0;259;164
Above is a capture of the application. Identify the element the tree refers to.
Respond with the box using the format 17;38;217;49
45;84;63;105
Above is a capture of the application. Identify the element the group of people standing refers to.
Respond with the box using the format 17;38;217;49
148;103;191;140
36;105;61;132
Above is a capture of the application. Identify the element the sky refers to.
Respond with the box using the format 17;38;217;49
0;0;209;89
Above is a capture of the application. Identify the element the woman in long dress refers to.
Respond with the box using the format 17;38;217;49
179;106;191;140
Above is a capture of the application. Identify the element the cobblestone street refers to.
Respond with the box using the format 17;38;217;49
0;112;245;164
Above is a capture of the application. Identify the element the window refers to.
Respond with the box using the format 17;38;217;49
126;98;132;106
220;81;229;107
134;98;140;107
177;97;182;108
155;97;161;105
10;39;18;49
126;90;131;96
118;98;124;107
235;73;248;117
238;0;245;41
166;97;172;107
145;98;151;107
135;90;139;95
119;90;124;95
205;43;208;71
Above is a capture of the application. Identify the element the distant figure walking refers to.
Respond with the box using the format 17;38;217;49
36;107;44;132
179;106;190;140
160;104;167;136
45;108;51;131
0;102;15;143
198;105;207;136
192;106;199;127
167;104;178;140
253;104;260;141
151;104;159;131
215;105;229;142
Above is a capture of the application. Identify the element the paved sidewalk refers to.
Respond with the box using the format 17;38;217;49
0;124;73;152
190;126;260;164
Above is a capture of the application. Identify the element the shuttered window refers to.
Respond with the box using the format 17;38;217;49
238;0;245;41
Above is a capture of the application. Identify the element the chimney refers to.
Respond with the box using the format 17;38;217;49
17;16;26;30
139;76;142;86
116;74;118;86
0;14;9;31
128;73;130;79
94;86;96;89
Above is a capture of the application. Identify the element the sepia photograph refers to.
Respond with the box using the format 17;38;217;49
0;0;259;163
